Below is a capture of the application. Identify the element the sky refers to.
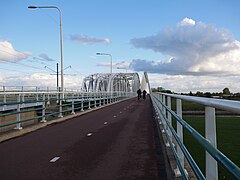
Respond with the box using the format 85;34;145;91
1;0;240;93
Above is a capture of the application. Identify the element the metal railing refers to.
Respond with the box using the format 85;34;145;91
0;85;82;92
0;91;135;132
150;92;240;180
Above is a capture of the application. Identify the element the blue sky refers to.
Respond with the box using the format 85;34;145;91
1;0;240;92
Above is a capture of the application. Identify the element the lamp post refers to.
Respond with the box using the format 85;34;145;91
96;52;112;74
28;6;64;95
29;5;64;117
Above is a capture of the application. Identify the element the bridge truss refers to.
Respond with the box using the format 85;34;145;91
82;73;140;93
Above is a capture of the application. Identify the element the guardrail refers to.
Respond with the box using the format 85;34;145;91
0;91;135;132
150;92;240;180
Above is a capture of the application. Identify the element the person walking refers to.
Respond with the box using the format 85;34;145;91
142;90;147;100
137;89;142;100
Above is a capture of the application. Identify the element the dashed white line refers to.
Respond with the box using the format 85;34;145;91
50;157;60;163
113;115;117;118
104;122;108;125
87;133;93;137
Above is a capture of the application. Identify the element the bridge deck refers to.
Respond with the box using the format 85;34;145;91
0;97;168;180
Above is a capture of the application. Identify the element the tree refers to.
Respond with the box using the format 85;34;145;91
223;88;231;95
204;92;212;98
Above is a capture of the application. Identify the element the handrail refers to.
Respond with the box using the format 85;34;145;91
151;92;240;179
161;93;240;114
152;98;189;179
151;94;204;179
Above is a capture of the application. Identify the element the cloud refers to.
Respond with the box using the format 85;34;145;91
179;17;196;26
70;34;111;45
2;73;83;89
115;61;129;69
0;40;31;62
130;18;240;76
148;73;240;93
38;53;55;62
96;61;129;69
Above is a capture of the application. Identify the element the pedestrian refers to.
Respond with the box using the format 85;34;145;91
137;89;142;100
142;90;147;100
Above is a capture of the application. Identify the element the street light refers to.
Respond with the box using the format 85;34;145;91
96;52;112;74
28;6;64;95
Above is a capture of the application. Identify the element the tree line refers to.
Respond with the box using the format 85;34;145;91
151;87;240;100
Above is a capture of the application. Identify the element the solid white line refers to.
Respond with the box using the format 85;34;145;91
50;157;60;163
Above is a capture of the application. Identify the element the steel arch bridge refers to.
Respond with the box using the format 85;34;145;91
82;73;140;93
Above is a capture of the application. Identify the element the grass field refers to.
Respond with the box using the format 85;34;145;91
172;115;240;179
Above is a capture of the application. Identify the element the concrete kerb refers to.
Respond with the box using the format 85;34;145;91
0;97;136;143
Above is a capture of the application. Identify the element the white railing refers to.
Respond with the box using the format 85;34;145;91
150;92;240;180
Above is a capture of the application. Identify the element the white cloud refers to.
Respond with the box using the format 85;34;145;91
148;73;240;93
1;73;83;90
115;61;130;69
130;18;240;76
96;61;129;69
96;62;110;67
179;17;196;26
70;34;111;45
0;40;31;62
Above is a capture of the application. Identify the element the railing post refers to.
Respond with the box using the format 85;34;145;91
15;94;22;130
159;94;165;132
81;99;84;111
47;93;50;105
88;96;91;110
3;86;6;110
71;93;75;114
99;93;102;107
103;93;106;105
163;95;167;130
41;94;47;123
205;106;218;180
175;98;185;176
94;93;97;108
58;92;63;118
36;87;39;101
167;96;173;146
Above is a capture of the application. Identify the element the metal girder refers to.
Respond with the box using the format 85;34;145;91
82;73;140;93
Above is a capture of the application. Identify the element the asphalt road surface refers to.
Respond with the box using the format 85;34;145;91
0;96;167;180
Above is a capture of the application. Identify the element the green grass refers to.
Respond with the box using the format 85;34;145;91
171;99;205;111
175;115;240;179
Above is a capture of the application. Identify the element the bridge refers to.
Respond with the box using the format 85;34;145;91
0;72;240;180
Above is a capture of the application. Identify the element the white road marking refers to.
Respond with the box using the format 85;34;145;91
87;133;93;137
104;122;108;125
50;157;60;163
119;111;122;113
113;115;117;118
